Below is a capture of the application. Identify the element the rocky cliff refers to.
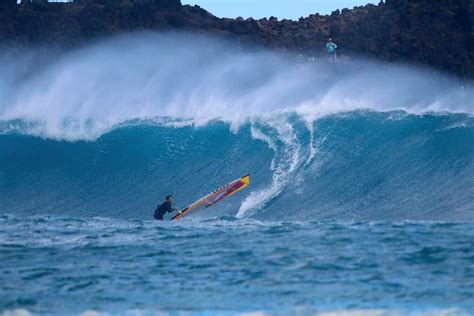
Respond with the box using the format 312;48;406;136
0;0;472;77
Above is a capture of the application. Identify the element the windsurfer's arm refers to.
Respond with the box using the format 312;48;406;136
167;206;180;214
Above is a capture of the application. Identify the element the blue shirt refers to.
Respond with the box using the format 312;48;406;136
326;42;338;53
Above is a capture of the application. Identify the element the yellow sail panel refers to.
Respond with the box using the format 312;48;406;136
172;175;250;220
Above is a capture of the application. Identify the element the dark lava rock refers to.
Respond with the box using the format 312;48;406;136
0;0;472;77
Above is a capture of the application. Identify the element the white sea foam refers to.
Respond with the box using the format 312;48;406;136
0;32;472;141
237;115;306;217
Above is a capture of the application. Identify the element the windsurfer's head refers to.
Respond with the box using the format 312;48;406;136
166;195;173;204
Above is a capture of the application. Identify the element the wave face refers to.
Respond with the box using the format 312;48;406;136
1;112;473;221
0;33;473;221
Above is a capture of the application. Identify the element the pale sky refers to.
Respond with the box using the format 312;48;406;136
182;0;379;20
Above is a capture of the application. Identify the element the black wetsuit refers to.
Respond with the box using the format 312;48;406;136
154;202;175;220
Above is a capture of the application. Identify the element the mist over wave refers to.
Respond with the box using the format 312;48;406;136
0;32;472;140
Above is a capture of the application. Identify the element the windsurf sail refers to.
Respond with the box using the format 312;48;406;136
171;174;250;220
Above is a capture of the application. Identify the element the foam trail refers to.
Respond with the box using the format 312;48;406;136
305;120;317;166
237;124;284;218
0;32;472;140
237;116;307;218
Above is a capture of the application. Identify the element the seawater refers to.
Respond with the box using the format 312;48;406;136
0;33;473;315
1;216;473;315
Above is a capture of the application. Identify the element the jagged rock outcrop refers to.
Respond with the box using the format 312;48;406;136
0;0;472;77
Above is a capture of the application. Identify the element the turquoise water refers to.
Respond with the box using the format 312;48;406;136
1;112;473;221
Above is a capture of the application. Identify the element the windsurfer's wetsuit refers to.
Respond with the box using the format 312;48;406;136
154;201;176;220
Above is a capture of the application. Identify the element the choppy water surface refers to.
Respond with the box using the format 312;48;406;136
1;216;473;315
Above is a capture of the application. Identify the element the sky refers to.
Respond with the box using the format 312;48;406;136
181;0;379;20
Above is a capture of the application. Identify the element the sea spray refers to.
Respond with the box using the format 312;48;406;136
0;33;471;141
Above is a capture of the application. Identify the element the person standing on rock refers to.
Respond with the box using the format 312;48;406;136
326;38;338;61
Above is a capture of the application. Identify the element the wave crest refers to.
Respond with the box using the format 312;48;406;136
0;33;472;141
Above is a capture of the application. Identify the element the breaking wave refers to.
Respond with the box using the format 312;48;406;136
0;33;473;221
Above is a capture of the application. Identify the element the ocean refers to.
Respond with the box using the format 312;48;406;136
0;34;473;315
